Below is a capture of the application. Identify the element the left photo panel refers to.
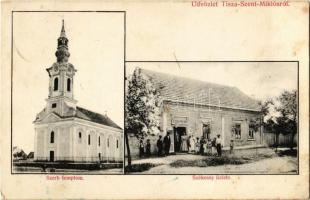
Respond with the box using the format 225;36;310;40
12;12;125;174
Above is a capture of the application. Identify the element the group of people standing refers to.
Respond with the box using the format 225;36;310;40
186;134;223;156
139;132;172;158
139;132;225;158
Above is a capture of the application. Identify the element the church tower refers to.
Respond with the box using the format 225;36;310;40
45;20;77;116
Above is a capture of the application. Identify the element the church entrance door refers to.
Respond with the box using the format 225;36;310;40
49;151;54;162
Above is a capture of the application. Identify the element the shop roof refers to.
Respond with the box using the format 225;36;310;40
140;68;261;112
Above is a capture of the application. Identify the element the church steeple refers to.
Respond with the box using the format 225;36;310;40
55;19;70;63
45;20;77;116
60;19;66;37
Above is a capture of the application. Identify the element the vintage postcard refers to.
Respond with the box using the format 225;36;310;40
1;0;309;199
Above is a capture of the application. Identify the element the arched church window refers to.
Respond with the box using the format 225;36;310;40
54;77;58;91
107;138;109;147
88;134;91;145
116;139;119;149
98;136;100;146
67;78;71;92
50;131;54;143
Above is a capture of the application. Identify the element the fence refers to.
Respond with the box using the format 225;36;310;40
35;156;123;163
263;132;297;147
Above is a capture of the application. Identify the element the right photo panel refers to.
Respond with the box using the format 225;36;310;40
124;61;298;175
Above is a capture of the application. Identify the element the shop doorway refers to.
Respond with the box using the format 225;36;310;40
174;127;186;152
202;123;211;140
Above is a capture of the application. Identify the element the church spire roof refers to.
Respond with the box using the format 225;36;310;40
60;19;66;38
55;20;70;63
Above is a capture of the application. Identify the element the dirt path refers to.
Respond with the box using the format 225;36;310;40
141;156;297;174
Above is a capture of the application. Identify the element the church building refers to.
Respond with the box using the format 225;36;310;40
33;21;123;163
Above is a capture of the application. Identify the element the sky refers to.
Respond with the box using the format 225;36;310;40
126;62;297;101
12;12;124;153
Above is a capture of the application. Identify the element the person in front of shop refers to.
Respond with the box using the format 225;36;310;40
156;135;163;157
189;135;196;153
216;134;223;157
145;139;151;157
229;139;234;154
139;139;144;158
195;137;200;154
163;132;171;156
199;136;205;155
181;135;188;152
211;137;217;156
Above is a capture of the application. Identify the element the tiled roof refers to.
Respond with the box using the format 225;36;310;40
34;105;122;130
76;107;122;130
140;69;261;111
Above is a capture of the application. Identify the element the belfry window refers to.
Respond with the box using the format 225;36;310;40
50;131;54;143
78;132;82;143
67;78;71;92
54;77;58;91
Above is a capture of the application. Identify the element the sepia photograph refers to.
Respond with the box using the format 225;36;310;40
12;12;125;174
1;1;308;199
125;62;298;174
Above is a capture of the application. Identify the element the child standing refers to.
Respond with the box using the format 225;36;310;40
229;139;234;154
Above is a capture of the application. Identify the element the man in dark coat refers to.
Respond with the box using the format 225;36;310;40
139;139;144;158
163;132;171;156
145;139;151;157
156;135;163;157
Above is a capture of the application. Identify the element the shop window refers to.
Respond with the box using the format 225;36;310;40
234;123;241;139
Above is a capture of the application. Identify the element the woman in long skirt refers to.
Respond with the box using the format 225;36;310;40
180;135;188;152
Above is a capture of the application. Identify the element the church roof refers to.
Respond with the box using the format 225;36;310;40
75;106;122;130
34;106;122;130
139;68;261;112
